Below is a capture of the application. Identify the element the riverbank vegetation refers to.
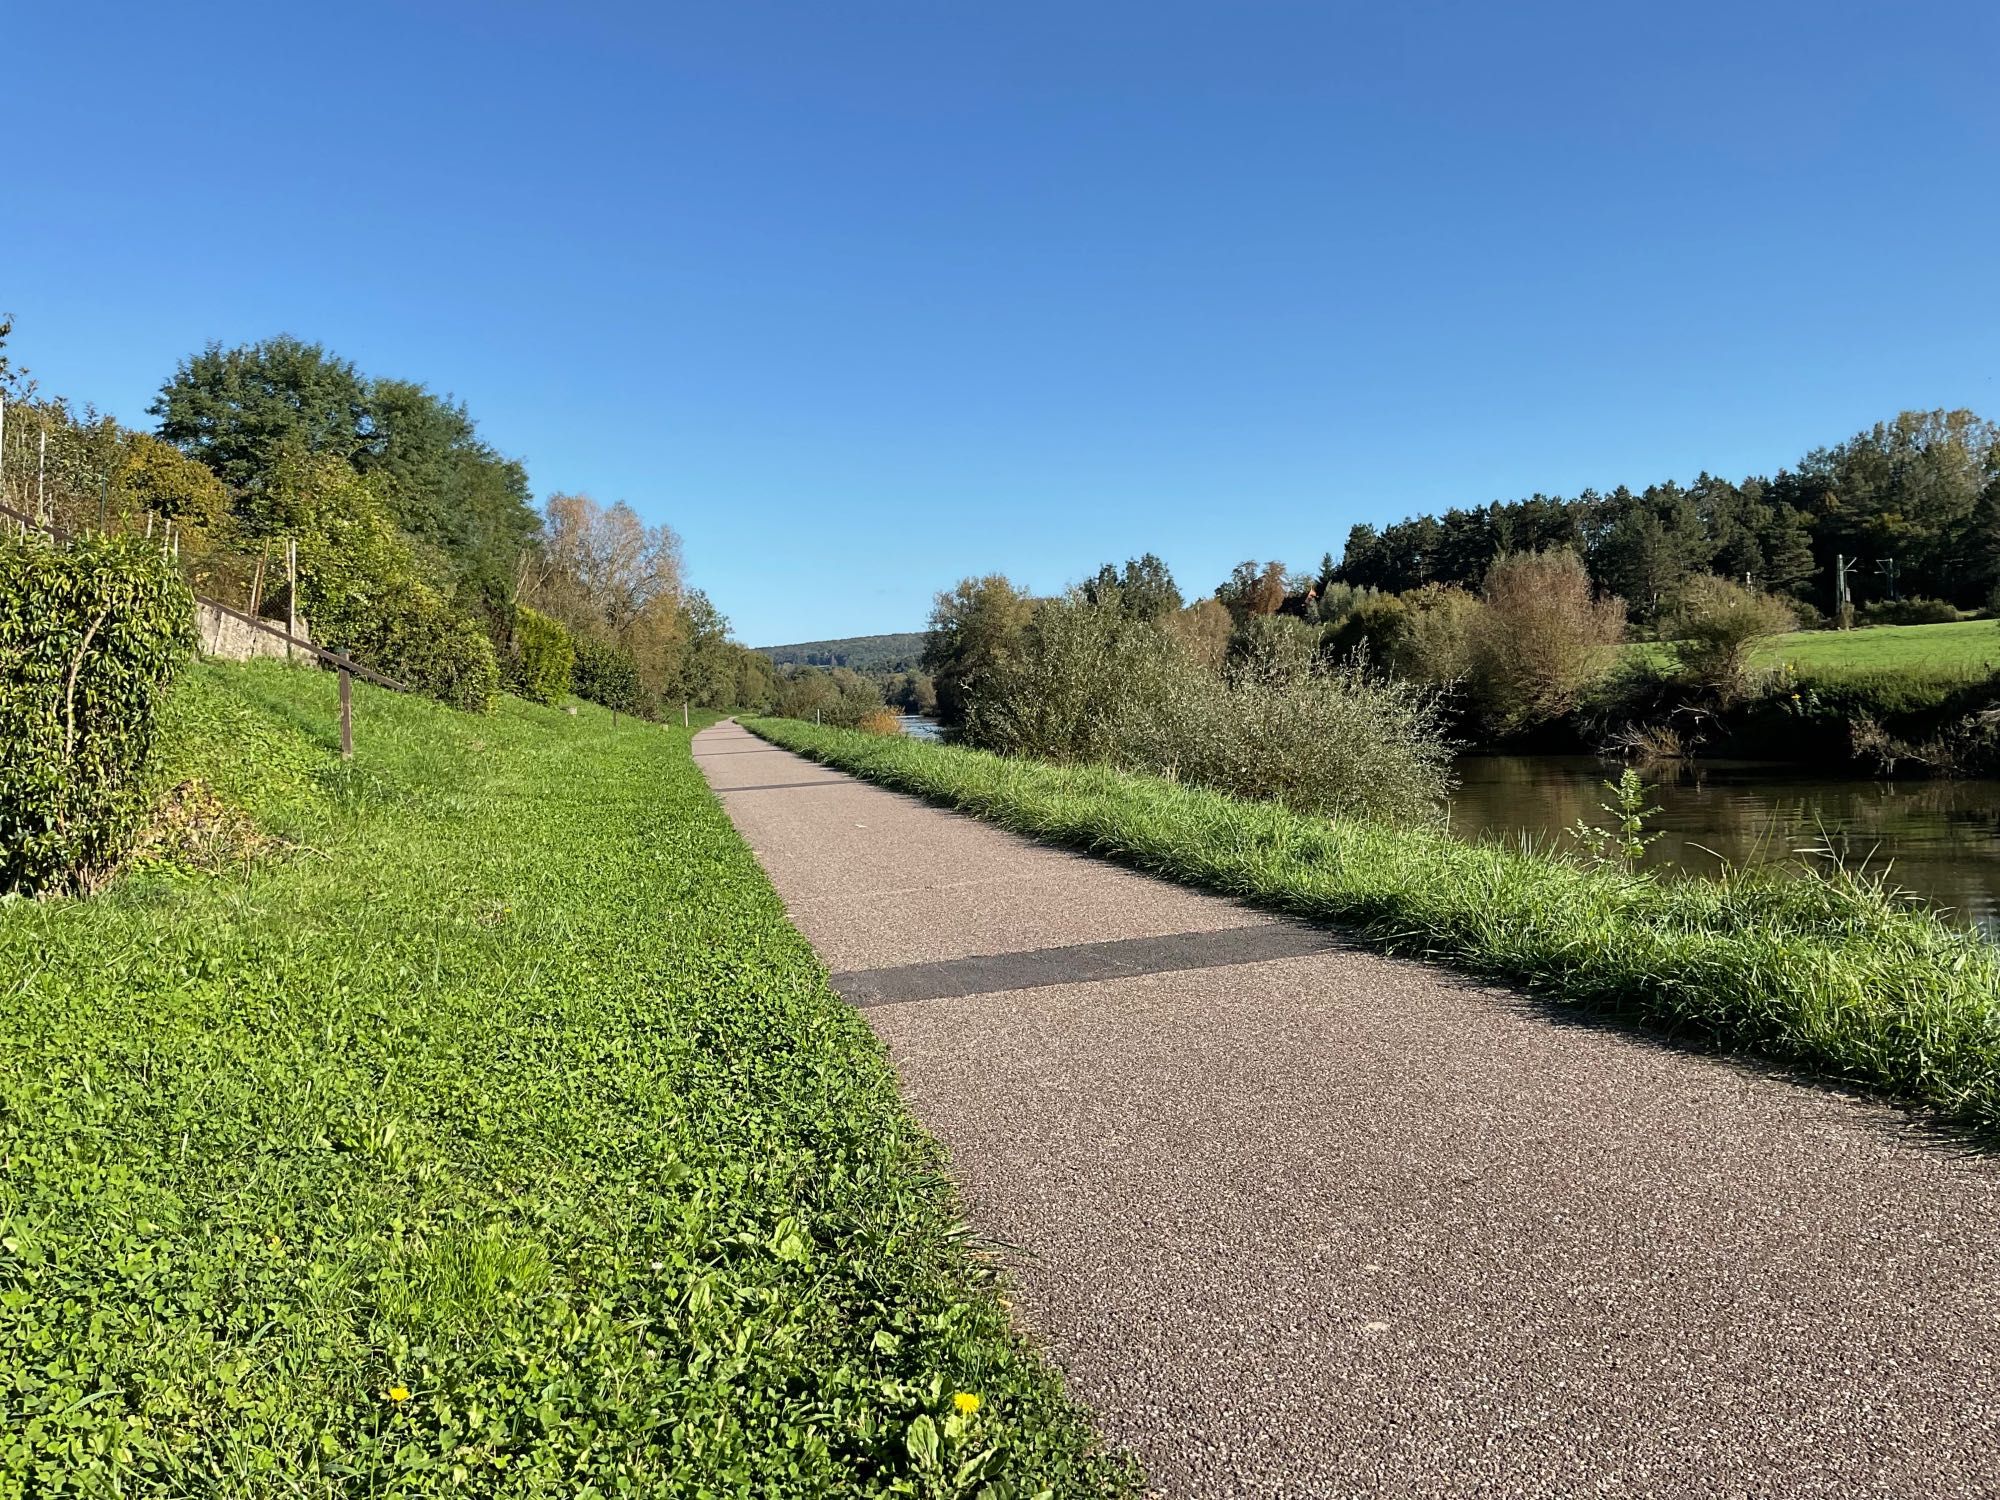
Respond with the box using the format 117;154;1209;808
0;659;1127;1494
748;717;2000;1138
949;583;1452;821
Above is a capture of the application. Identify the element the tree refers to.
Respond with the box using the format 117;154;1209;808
151;339;537;614
1216;559;1288;620
773;665;883;725
1801;410;2000;606
356;378;537;615
519;493;688;704
923;575;1034;727
1320;593;1408;664
116;433;230;530
1082;553;1182;621
676;589;738;709
1467;549;1626;733
152;336;373;488
1758;502;1819;599
251;447;497;710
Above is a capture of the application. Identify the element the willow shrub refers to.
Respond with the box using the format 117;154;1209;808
0;532;193;893
963;596;1454;823
751;716;2000;1138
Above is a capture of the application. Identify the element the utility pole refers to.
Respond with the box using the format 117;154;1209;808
1834;554;1856;628
1877;556;1901;602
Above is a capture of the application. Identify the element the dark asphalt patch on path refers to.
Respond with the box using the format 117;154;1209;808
832;924;1341;1007
696;721;2000;1499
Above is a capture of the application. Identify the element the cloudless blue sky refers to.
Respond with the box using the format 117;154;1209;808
5;1;1996;644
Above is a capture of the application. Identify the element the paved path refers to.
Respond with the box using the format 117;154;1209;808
694;722;2000;1499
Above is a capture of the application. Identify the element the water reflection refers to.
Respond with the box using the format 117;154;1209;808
1450;756;2000;937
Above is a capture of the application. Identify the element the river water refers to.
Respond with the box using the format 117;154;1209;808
1450;756;2000;938
891;716;1999;938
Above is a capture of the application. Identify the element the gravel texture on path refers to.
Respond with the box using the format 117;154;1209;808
695;721;2000;1500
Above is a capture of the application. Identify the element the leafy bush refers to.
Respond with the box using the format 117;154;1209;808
772;665;884;726
1384;584;1482;685
1467;549;1626;733
116;431;231;527
0;533;193;893
857;706;906;736
502;605;574;705
753;716;2000;1139
0;664;1129;1494
1664;574;1796;701
369;594;501;712
1857;596;1967;627
249;448;498;711
1318;592;1407;662
570;634;644;713
965;596;1453;823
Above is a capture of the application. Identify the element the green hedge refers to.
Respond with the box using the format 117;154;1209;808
502;605;574;705
0;534;193;893
571;635;643;714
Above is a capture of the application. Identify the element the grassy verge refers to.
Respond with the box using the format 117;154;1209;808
748;717;2000;1139
0;661;1128;1497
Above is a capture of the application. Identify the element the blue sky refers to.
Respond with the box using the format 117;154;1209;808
5;1;1996;645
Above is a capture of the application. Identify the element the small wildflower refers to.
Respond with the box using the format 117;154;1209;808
953;1392;981;1416
385;1385;411;1403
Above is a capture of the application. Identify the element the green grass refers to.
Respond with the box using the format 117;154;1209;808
0;661;1128;1498
1629;618;2000;678
749;717;2000;1140
1754;618;1998;674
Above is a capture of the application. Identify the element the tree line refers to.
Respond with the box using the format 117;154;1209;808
1329;409;2000;623
0;322;775;716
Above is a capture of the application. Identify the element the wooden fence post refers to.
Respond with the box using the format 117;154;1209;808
339;669;353;759
249;541;269;618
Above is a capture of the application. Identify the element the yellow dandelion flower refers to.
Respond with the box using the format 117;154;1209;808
953;1392;981;1416
385;1385;411;1403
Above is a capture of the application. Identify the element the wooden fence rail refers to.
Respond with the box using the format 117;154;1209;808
2;498;408;758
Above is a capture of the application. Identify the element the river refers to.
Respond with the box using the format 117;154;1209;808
892;717;1999;938
1451;756;2000;938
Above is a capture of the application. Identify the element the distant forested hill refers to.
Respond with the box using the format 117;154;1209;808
759;632;926;671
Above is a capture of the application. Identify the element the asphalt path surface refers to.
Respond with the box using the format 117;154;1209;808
694;721;2000;1499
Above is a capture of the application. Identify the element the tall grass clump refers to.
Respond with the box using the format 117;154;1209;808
749;717;2000;1139
963;595;1454;823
